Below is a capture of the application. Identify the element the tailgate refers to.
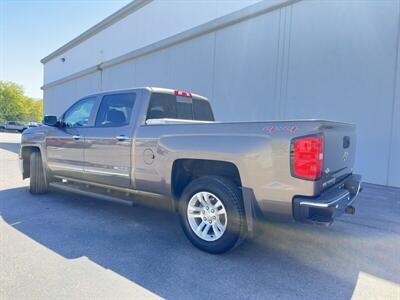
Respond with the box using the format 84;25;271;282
321;122;356;187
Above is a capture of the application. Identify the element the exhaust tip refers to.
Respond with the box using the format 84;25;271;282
345;205;355;215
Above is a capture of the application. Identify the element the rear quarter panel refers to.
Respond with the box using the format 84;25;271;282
134;121;327;217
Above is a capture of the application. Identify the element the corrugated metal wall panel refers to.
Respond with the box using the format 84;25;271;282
101;60;136;91
284;0;400;185
44;72;101;116
166;34;215;102
213;9;281;121
388;15;400;187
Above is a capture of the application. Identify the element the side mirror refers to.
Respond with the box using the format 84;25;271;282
43;115;58;127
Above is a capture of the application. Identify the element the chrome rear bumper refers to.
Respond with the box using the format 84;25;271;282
293;174;362;225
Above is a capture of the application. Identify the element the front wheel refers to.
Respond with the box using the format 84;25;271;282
179;176;245;254
29;151;48;194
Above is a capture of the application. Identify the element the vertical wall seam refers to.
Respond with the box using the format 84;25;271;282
211;31;217;105
283;5;293;119
386;1;400;185
279;8;287;119
132;59;136;87
98;63;103;91
273;9;282;118
211;1;218;105
100;69;103;91
166;49;171;87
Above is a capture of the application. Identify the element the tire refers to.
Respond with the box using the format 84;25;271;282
179;176;245;254
29;151;48;194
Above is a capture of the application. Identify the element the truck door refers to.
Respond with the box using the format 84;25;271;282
83;92;136;188
46;97;97;180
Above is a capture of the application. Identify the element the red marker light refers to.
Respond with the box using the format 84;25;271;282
175;90;192;97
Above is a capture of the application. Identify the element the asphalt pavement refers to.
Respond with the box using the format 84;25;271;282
0;132;399;299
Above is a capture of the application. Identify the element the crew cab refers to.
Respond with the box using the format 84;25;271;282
20;87;362;253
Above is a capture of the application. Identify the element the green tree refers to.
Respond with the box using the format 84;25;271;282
0;80;43;123
31;100;43;123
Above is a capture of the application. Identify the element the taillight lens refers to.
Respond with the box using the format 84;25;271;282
291;135;324;180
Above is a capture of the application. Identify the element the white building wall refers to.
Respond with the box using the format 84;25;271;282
43;0;400;187
44;71;101;115
389;30;400;187
284;0;400;185
43;0;265;84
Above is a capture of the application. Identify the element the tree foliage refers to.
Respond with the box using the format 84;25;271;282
0;80;43;123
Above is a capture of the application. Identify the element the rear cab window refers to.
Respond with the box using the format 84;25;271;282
146;92;214;121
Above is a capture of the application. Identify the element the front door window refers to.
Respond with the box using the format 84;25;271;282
63;97;96;127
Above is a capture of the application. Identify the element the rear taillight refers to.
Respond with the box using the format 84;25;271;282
291;135;324;180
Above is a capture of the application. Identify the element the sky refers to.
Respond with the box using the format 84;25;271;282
0;0;131;99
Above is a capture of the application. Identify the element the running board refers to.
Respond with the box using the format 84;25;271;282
49;182;134;206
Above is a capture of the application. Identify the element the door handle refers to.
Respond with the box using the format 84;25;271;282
116;135;128;141
73;135;81;140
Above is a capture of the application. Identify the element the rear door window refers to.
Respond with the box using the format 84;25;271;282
95;93;136;127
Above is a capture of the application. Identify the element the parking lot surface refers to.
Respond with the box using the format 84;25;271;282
1;132;399;299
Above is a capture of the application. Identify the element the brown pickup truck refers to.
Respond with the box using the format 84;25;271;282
20;87;362;253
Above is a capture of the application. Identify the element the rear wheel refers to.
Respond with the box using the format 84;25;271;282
29;151;48;194
179;176;245;254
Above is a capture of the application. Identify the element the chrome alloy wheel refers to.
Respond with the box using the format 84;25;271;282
187;191;227;242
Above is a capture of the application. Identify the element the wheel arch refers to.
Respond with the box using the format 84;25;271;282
21;145;41;179
171;159;242;201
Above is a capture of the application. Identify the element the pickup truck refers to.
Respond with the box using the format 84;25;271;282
1;121;27;132
20;87;362;253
